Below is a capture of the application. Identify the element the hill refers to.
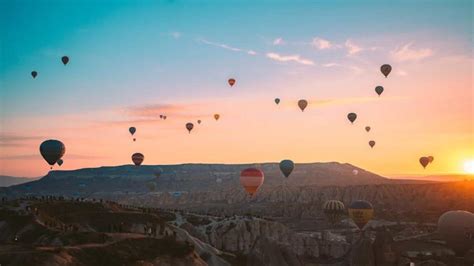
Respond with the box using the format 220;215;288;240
0;176;39;187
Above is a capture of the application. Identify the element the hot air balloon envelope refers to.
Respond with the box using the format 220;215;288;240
279;160;294;178
348;200;374;230
240;168;264;196
40;140;66;166
132;153;144;166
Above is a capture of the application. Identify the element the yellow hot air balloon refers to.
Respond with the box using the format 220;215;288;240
323;200;346;225
348;200;374;230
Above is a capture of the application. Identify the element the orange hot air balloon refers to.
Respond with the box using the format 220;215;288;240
419;157;429;168
228;78;236;87
428;156;434;163
186;122;194;133
132;153;144;166
240;168;264;196
369;140;375;148
214;114;220;121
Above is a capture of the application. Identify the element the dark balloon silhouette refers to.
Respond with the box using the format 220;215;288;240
428;156;434;163
197;120;202;124
61;56;69;65
57;159;63;166
31;71;38;78
419;157;430;168
279;159;294;178
298;99;308;112
132;153;144;166
365;126;371;132
40;140;66;167
380;64;391;77
375;86;384;96
347;113;357;124
228;78;236;87
214;114;220;121
186;122;194;133
275;98;280;105
369;140;376;148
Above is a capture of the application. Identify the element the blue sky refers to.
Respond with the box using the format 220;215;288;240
0;0;472;177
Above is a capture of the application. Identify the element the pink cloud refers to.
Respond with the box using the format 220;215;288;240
390;43;433;62
266;52;314;65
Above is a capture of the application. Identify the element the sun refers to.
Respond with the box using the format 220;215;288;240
463;160;474;174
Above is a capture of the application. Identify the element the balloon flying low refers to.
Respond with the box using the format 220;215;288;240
298;99;308;112
348;200;374;230
240;168;264;197
380;64;391;77
279;160;294;178
437;210;474;256
323;200;346;225
40;140;66;168
132;153;144;166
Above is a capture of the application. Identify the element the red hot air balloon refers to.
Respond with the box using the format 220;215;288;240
380;64;392;77
228;78;236;87
240;168;264;197
419;157;430;169
132;153;144;166
61;56;69;65
186;123;194;133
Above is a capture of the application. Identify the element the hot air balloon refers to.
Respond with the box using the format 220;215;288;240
39;140;66;168
279;160;294;178
57;159;63;166
146;182;157;192
298;99;308;112
186;122;194;133
352;169;359;175
129;127;136;141
275;98;280;105
159;115;163;119
61;56;69;65
428;156;434;163
240;168;264;197
348;200;374;230
197;120;202;124
323;200;346;225
132;153;144;166
228;78;236;87
369;140;375;148
31;71;38;78
438;210;474;256
347;113;357;124
380;64;392;77
365;126;371;132
154;167;163;179
419;157;430;169
163;116;167;120
375;86;384;96
214;114;220;121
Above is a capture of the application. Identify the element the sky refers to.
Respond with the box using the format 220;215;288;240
0;0;472;178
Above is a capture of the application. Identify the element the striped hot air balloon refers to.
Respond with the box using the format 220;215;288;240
322;200;346;225
240;168;264;197
348;200;374;230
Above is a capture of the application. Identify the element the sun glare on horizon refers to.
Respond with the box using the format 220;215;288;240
463;159;474;174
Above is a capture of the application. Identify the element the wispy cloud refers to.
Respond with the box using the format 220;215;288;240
345;39;362;55
198;38;257;55
170;31;182;39
265;52;314;65
390;43;433;62
0;134;44;147
272;37;285;46
311;37;332;50
0;154;103;160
